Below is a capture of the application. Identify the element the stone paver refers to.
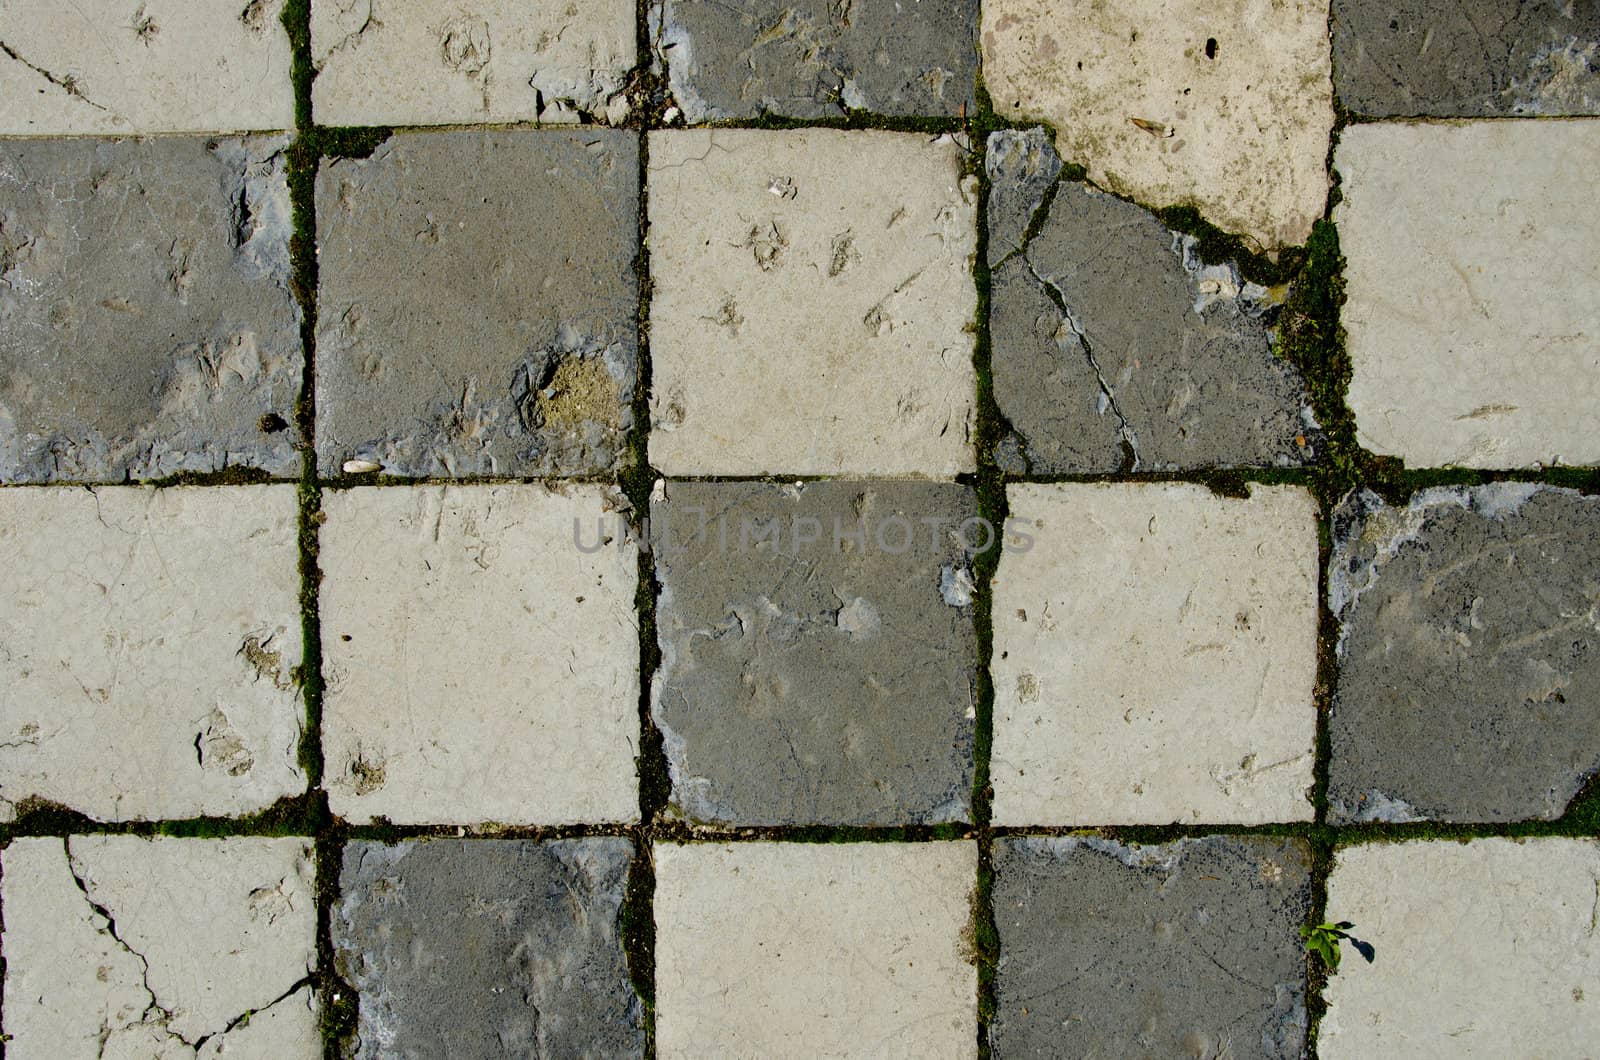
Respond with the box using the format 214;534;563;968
314;129;638;478
993;835;1312;1058
320;484;639;825
652;0;978;121
1334;0;1600;117
654;841;976;1058
335;838;642;1059
647;129;977;476
0;136;302;483
987;129;1315;474
1321;838;1600;1057
981;0;1334;249
0;1;295;135
1328;485;1600;823
1337;120;1600;468
0;486;304;823
1;835;317;1057
652;481;977;826
311;0;635;126
991;483;1319;826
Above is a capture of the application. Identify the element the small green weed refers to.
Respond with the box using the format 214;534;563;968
1301;921;1375;972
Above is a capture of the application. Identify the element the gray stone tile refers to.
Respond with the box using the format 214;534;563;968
0;136;301;483
987;131;1316;474
652;0;978;121
1328;484;1600;824
993;835;1312;1059
651;480;978;826
334;838;643;1059
314;129;639;478
1333;0;1600;117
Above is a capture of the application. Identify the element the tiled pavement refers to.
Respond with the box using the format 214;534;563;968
0;1;1597;1057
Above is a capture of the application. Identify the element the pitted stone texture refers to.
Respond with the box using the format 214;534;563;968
992;483;1319;826
648;129;977;476
1;836;317;1057
982;0;1334;250
1337;121;1600;468
1333;0;1600;117
320;484;639;825
1328;485;1600;824
311;0;635;126
987;133;1315;473
994;835;1312;1058
0;136;301;483
652;0;978;121
315;129;638;478
0;486;304;823
654;841;976;1058
0;1;294;134
335;838;643;1060
652;481;977;826
1322;838;1600;1057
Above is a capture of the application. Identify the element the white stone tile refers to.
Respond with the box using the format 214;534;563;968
0;486;305;822
311;0;636;126
647;129;979;477
1337;120;1600;468
981;0;1334;249
1321;837;1600;1057
0;835;318;1057
0;0;295;135
319;484;640;825
654;841;977;1058
991;482;1319;826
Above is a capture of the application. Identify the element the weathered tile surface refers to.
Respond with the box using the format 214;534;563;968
1321;838;1600;1057
991;483;1319;826
0;136;301;483
652;481;977;826
0;486;304;822
652;0;978;121
335;838;642;1059
315;129;638;478
654;841;976;1058
1;835;318;1056
987;130;1316;474
0;0;295;134
1337;120;1600;468
647;129;977;476
981;0;1334;249
311;0;636;126
320;484;639;825
1328;485;1600;823
1334;0;1600;117
993;835;1312;1058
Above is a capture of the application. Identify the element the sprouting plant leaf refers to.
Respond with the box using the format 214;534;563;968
1301;921;1374;972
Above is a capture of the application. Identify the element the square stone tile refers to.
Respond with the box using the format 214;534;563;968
315;129;639;478
651;480;977;826
993;835;1312;1058
1328;484;1600;824
0;136;302;483
981;0;1334;249
320;484;639;825
1334;0;1600;117
1336;120;1600;468
654;841;977;1058
311;0;636;126
647;129;978;476
0;1;295;134
991;483;1319;826
652;0;979;121
1321;838;1600;1057
334;838;643;1059
1;835;318;1056
0;485;305;822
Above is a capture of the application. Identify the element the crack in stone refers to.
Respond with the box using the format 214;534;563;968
0;39;112;113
